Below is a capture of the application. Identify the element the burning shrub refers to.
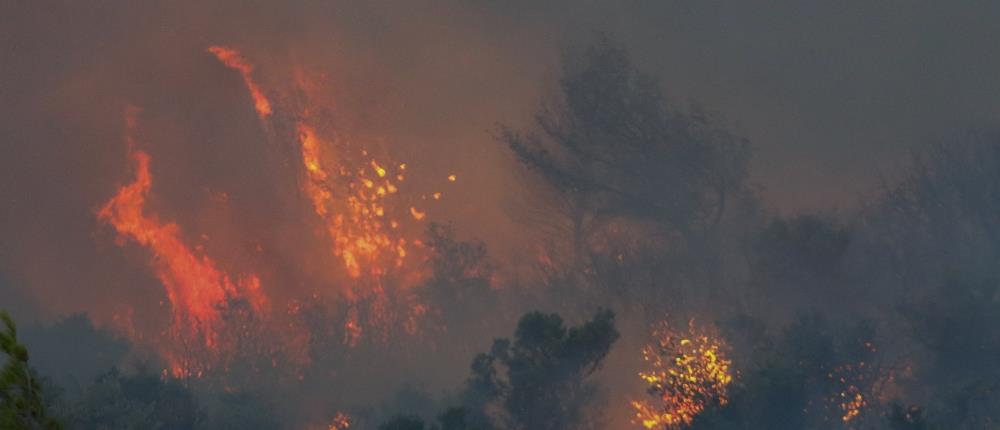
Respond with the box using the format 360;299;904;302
631;320;733;430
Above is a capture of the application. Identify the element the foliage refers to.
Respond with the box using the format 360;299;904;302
500;38;750;257
60;366;199;430
379;415;428;430
196;391;279;430
376;408;473;430
420;223;499;341
689;314;883;430
22;313;130;391
857;137;1000;295
0;311;62;430
899;279;1000;428
463;309;619;430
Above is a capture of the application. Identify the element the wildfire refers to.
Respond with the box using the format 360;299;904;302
94;45;459;378
822;370;869;428
209;46;451;343
207;46;272;120
839;385;865;423
210;46;436;282
631;320;734;429
824;339;881;427
98;106;268;377
826;360;877;426
327;412;351;430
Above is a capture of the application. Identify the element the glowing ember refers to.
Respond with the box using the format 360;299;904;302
409;207;426;221
827;361;874;425
211;46;429;282
327;412;351;430
210;46;445;343
208;46;273;120
631;320;734;429
825;339;880;426
98;106;268;377
839;385;865;423
295;121;417;281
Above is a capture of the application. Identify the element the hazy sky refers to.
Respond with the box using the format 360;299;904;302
523;1;1000;211
4;0;1000;318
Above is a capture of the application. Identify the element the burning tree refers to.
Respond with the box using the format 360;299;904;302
632;321;734;429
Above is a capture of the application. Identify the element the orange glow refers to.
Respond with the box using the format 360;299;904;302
289;82;435;343
285;71;431;285
632;320;734;429
827;360;876;425
447;174;456;182
209;47;441;344
328;412;351;430
208;46;272;120
98;107;268;376
839;386;865;423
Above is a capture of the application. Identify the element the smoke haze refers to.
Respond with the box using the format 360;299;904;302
4;1;1000;429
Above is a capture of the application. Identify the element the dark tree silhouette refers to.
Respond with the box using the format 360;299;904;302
420;223;499;344
888;404;933;430
22;313;130;391
899;279;1000;428
500;38;750;262
858;136;1000;298
377;407;474;430
462;309;619;430
379;415;428;430
61;366;200;430
691;314;883;430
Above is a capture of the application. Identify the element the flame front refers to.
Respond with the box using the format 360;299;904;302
98;107;268;376
631;321;734;429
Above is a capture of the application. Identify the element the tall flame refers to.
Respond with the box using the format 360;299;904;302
98;106;267;376
208;46;273;120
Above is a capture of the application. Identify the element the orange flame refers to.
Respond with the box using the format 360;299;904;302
98;107;268;375
209;46;439;343
208;46;273;120
295;122;414;280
